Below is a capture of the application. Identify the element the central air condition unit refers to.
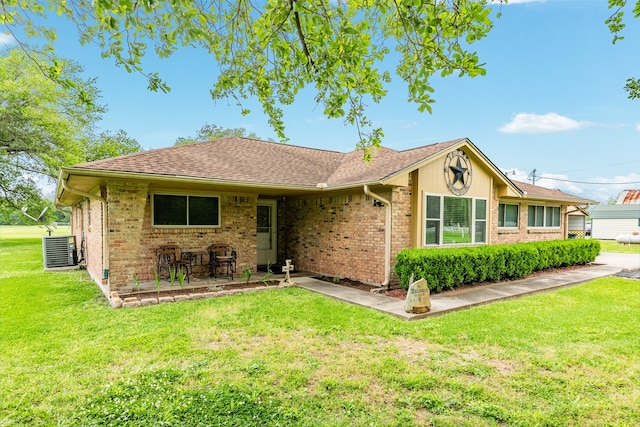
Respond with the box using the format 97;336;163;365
42;235;78;269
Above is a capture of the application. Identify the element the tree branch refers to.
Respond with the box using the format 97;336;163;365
289;0;317;72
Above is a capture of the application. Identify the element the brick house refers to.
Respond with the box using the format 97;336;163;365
55;137;596;297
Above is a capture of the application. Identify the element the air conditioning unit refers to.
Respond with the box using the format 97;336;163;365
42;235;78;269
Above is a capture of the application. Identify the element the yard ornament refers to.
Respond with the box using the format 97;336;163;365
404;275;431;314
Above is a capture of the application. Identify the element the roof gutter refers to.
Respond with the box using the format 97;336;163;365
60;176;105;204
363;185;391;289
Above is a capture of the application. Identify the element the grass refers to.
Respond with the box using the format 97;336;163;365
1;227;639;426
598;238;640;254
0;224;72;239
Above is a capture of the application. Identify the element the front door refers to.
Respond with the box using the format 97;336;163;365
257;200;277;266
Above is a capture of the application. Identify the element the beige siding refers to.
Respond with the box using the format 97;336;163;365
592;218;640;240
414;150;494;247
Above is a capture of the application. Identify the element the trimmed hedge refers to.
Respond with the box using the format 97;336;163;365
394;239;601;292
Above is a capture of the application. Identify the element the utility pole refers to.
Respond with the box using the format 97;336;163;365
527;168;538;185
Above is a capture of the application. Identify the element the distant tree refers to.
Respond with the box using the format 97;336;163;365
2;1;497;158
607;1;640;99
86;129;143;161
606;193;621;205
0;204;23;225
175;123;265;145
0;48;104;209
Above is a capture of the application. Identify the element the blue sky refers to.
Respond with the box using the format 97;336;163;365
2;0;639;203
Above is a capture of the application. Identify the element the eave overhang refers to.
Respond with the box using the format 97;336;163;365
55;167;396;206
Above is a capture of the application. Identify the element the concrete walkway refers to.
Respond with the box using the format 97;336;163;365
296;252;640;321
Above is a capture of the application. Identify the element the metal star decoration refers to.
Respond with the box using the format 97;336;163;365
449;157;468;187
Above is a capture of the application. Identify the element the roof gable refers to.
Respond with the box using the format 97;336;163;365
326;140;463;186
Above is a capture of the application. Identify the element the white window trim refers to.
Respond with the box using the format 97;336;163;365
424;194;488;246
527;204;561;229
498;203;519;229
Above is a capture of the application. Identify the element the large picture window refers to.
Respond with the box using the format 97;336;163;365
527;205;560;228
498;203;519;228
425;195;487;245
153;194;220;227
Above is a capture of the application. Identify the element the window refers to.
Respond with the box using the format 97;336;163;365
546;206;560;227
527;205;560;228
475;199;487;243
425;195;440;245
152;194;220;227
443;197;472;244
498;203;519;228
425;195;487;245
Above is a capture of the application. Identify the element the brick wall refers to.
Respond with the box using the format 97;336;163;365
71;195;105;286
100;182;258;293
106;181;148;289
493;199;566;244
390;185;413;283
283;192;387;284
279;185;414;286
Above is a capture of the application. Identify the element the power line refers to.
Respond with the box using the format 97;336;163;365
538;176;640;185
554;159;640;175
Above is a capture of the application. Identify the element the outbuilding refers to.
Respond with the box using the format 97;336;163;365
590;204;640;240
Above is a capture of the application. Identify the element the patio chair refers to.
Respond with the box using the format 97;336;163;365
156;244;192;283
207;244;237;280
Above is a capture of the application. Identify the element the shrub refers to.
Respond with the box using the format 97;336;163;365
394;239;601;291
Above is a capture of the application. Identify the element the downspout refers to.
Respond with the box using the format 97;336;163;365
61;179;109;281
364;185;391;289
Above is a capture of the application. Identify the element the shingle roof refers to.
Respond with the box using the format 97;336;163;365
70;137;464;188
511;180;596;205
61;137;597;207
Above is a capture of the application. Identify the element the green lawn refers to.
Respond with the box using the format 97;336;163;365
0;224;71;239
598;238;640;254
1;228;639;426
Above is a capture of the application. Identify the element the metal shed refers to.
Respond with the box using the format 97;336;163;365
590;204;640;239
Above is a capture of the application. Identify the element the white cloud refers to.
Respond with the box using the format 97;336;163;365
635;122;640;132
498;112;591;134
501;168;583;195
536;173;584;195
582;173;640;203
0;33;15;46
501;167;640;203
397;120;419;129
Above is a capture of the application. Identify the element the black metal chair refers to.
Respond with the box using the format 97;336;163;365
156;245;191;283
207;244;237;280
